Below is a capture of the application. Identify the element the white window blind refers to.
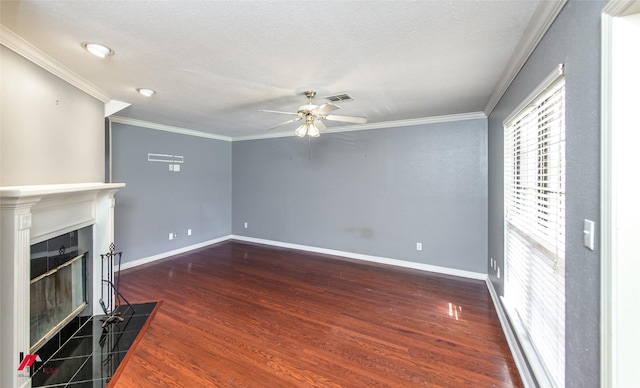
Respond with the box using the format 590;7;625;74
503;65;565;387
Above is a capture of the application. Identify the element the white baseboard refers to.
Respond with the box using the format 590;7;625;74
119;234;487;281
118;235;232;271
485;278;535;388
231;235;487;280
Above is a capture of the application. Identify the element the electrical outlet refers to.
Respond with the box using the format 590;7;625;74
188;229;192;236
169;233;174;240
244;222;248;229
497;266;501;279
416;242;422;251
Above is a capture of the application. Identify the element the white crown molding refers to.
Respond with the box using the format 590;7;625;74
0;24;111;103
603;0;640;16
108;116;233;142
483;0;568;116
109;112;486;142
232;111;487;142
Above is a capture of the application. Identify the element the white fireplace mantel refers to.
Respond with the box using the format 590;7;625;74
0;182;125;388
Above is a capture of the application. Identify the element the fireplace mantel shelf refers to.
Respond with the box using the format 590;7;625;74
1;182;125;199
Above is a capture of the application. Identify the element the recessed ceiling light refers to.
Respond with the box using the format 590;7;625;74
136;88;156;97
82;42;114;58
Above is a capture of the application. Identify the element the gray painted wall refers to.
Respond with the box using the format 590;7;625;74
233;119;488;273
0;46;104;186
487;1;605;386
111;123;232;264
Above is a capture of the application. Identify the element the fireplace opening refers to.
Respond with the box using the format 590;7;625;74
30;226;92;353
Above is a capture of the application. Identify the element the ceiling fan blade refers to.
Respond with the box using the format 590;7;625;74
266;117;303;130
314;119;326;131
324;114;368;124
259;109;300;116
311;103;340;115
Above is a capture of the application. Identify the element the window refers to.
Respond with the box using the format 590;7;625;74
503;65;565;387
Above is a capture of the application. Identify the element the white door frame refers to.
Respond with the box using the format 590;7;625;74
601;1;640;386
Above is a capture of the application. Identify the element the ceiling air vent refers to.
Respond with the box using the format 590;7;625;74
324;93;354;103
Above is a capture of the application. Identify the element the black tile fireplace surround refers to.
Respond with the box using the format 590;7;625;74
30;230;81;281
30;302;157;387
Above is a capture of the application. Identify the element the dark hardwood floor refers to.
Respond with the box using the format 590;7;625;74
113;241;522;387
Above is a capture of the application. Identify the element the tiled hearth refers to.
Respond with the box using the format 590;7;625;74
31;302;158;387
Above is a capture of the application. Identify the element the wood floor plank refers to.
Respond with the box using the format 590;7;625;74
113;241;522;387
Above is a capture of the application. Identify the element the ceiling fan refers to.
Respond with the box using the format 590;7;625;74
259;91;367;137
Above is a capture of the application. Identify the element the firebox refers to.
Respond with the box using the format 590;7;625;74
29;226;92;352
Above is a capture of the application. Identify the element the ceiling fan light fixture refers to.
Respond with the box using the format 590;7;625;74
82;42;114;58
260;90;365;137
294;124;307;137
307;123;320;137
136;88;156;97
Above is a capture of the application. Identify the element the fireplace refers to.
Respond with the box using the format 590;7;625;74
0;182;124;388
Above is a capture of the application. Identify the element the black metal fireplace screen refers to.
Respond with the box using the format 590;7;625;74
30;229;88;352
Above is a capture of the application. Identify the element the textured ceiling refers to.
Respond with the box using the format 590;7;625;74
1;1;541;139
